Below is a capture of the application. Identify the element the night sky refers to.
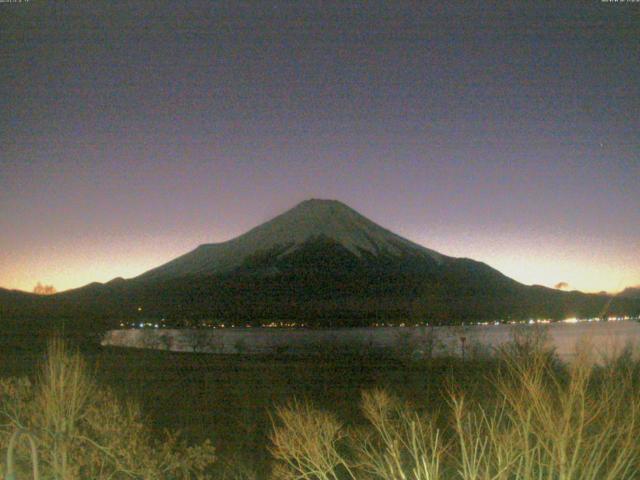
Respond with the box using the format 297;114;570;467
1;1;638;294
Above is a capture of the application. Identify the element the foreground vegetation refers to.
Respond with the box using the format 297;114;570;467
0;339;216;479
271;347;640;480
1;331;640;478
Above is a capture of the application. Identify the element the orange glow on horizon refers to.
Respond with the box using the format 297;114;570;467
1;230;638;295
0;234;208;293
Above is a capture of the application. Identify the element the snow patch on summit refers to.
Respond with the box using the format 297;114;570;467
240;199;442;260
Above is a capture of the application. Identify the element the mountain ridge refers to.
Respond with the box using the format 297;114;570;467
1;199;639;325
620;287;640;299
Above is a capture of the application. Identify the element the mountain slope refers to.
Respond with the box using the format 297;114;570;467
137;199;444;280
619;287;640;298
2;199;639;325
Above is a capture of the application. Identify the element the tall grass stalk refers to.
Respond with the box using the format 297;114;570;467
37;338;95;478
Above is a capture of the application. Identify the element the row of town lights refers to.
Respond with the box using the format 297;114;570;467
123;315;638;329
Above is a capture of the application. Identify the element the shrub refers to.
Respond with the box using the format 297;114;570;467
270;399;352;480
270;392;442;480
356;389;442;480
0;338;216;479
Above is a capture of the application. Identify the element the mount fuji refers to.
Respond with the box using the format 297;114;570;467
2;199;638;326
138;199;445;280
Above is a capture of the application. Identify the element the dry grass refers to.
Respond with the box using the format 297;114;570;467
269;399;354;480
269;346;640;479
356;389;442;480
0;338;216;479
2;335;640;479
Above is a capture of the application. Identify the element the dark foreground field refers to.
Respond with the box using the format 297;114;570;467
2;327;640;479
0;330;494;476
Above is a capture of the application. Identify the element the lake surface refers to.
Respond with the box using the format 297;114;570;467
102;319;640;363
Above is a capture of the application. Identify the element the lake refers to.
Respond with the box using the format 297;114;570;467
102;319;640;363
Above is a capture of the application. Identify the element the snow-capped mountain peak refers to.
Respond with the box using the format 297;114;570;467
138;199;443;280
